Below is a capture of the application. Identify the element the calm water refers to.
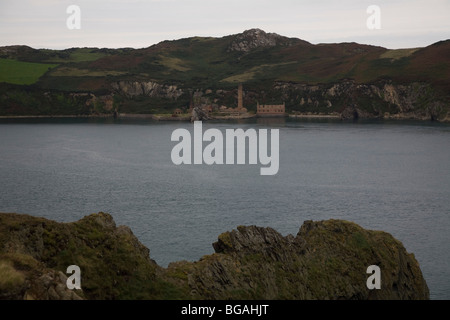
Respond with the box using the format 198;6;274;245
0;117;449;299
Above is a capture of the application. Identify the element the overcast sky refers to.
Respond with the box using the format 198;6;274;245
1;0;449;50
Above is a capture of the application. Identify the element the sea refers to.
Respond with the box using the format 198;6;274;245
0;117;449;299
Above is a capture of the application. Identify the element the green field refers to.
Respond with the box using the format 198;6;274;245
379;48;420;61
0;58;57;85
49;66;127;77
40;48;109;63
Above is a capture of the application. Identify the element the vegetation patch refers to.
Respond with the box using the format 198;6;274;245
0;58;57;85
49;67;127;77
379;48;420;61
0;260;25;291
157;55;191;72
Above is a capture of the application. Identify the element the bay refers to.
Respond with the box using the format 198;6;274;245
0;117;449;299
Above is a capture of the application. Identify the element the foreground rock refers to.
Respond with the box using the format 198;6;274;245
180;221;429;299
0;212;429;300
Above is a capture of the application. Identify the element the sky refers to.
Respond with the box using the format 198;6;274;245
0;0;449;50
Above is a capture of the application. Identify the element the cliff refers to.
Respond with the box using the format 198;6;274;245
103;78;449;121
275;80;450;121
0;212;429;300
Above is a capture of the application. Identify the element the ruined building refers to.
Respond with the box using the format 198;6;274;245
256;102;286;116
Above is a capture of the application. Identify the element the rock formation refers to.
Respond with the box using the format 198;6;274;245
111;81;183;99
182;221;429;299
227;28;304;53
274;80;449;121
0;212;429;300
190;106;210;122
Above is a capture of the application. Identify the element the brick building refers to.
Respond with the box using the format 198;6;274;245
256;102;285;116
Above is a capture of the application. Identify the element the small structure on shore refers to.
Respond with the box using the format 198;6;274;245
172;108;183;117
256;102;285;116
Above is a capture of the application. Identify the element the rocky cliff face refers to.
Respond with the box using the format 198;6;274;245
175;221;429;299
274;80;449;121
109;79;449;121
0;212;429;300
111;81;183;99
0;212;169;300
1;74;448;121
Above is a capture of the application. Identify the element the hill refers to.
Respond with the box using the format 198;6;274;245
0;29;449;120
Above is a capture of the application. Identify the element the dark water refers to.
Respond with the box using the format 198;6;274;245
0;117;449;299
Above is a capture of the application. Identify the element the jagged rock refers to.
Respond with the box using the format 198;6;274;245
274;80;448;121
111;81;183;99
24;270;83;300
0;212;161;300
186;220;429;299
227;28;301;53
340;105;373;120
190;106;210;122
0;213;429;300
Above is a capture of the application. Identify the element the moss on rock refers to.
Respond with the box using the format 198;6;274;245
0;212;429;300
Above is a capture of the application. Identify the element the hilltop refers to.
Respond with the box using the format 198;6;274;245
0;29;449;120
0;212;429;300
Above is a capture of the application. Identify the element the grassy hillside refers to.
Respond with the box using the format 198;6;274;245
2;31;449;91
0;58;57;85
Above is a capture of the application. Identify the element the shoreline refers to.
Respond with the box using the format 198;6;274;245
0;114;113;119
210;113;257;120
0;113;448;123
289;114;341;119
118;113;190;121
